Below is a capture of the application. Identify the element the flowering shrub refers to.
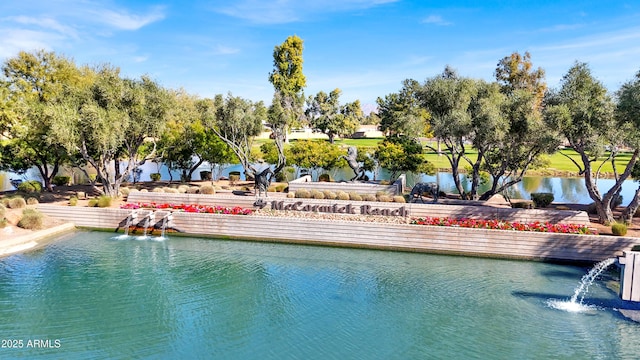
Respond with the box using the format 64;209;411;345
120;202;252;215
410;217;597;235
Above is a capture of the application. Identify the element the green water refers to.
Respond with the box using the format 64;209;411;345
1;231;639;359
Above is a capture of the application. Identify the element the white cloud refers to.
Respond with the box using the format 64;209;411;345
421;15;452;26
0;28;64;58
215;45;240;55
89;6;166;31
215;0;399;24
5;16;79;38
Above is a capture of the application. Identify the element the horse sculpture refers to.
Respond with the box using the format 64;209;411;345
254;167;274;198
340;146;367;181
410;182;439;203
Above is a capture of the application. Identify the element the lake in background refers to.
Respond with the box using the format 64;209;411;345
1;161;638;206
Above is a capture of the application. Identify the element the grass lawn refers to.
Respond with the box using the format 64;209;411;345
255;137;632;176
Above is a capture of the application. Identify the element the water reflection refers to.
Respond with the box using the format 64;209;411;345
2;163;638;206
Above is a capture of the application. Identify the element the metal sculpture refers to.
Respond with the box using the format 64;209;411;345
410;182;439;203
254;167;274;198
340;146;366;181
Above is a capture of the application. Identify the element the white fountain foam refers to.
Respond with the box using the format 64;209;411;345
546;258;616;313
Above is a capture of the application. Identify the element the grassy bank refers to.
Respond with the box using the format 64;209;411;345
255;137;632;177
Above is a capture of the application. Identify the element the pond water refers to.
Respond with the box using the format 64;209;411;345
2;162;638;206
0;231;639;359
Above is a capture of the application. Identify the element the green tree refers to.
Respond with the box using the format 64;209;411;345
544;62;627;223
268;35;307;175
286;140;342;180
421;68;477;198
158;91;235;182
477;53;557;200
52;65;170;197
495;51;546;109
374;136;431;180
0;50;81;191
305;89;360;143
617;70;640;223
377;79;429;137
209;93;266;177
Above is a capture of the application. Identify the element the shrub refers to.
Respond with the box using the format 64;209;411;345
88;199;99;207
362;194;377;202
69;197;78;206
323;190;337;200
151;187;164;193
8;197;26;209
377;195;393;202
200;184;215;195
120;187;131;196
286;192;296;198
229;171;241;185
349;192;362;201
337;191;350;201
18;209;44;230
186;187;199;194
0;203;5;217
295;189;311;198
18;180;42;193
318;173;331;182
531;192;554;208
26;197;39;205
512;201;532;209
140;189;148;193
164;187;179;194
0;218;6;228
612;223;628;236
311;190;325;199
267;185;277;192
97;195;112;208
150;173;162;181
178;185;190;193
76;191;87;199
275;184;287;192
52;175;71;186
393;195;406;203
1;198;9;206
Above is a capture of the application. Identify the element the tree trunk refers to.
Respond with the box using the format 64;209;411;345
621;185;640;224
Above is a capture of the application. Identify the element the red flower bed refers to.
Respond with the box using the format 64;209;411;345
410;216;597;235
120;202;252;215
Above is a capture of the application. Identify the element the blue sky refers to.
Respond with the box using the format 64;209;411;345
1;1;639;110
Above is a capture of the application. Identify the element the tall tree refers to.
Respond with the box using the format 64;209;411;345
495;51;546;109
544;62;627;223
377;79;429;137
208;93;266;176
52;66;170;197
617;70;640;223
421;69;477;198
478;52;558;200
0;50;81;191
268;35;306;175
158;91;235;182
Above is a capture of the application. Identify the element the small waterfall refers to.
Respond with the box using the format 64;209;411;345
124;211;137;237
160;212;172;239
547;258;616;312
142;212;155;238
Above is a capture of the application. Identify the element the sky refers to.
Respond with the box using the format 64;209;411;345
1;0;640;111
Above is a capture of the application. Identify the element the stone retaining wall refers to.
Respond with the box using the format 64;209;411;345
126;192;591;225
288;175;404;195
37;205;635;262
